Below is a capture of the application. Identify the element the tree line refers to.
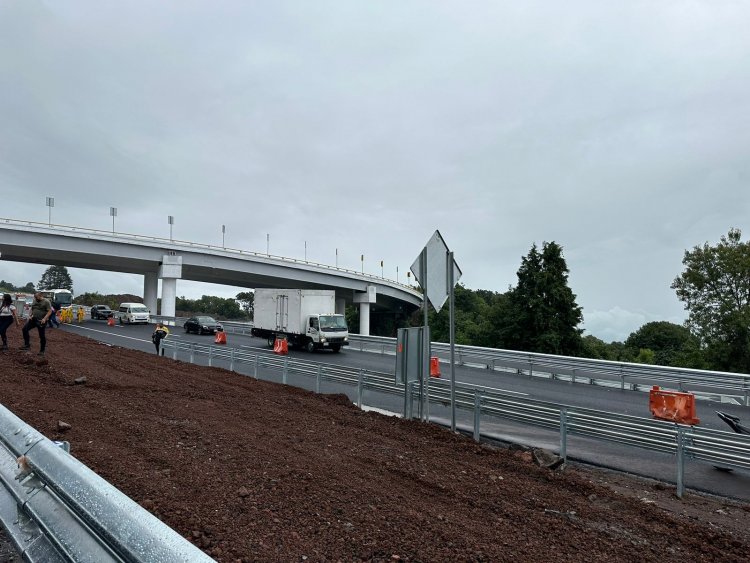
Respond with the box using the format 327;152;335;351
5;229;748;374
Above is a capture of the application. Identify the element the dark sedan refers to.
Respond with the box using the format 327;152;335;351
183;316;223;335
91;305;113;320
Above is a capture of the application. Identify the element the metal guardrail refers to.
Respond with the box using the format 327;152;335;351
160;339;750;498
148;319;750;405
348;334;750;406
0;405;214;562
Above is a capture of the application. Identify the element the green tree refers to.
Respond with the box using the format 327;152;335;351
236;291;255;318
671;228;750;373
502;242;583;355
633;348;656;364
38;266;73;291
624;321;703;368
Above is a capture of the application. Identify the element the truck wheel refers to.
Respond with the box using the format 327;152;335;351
305;340;315;353
331;344;341;353
267;335;276;348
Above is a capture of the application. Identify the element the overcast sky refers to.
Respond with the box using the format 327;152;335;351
1;1;749;342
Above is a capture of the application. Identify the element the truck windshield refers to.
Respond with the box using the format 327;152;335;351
319;315;347;331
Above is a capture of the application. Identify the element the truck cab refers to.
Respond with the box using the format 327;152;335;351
306;314;349;353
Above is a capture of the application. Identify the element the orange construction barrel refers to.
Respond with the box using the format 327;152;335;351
430;356;441;378
215;330;227;345
649;386;700;425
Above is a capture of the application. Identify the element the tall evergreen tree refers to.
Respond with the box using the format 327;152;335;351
504;242;583;356
37;265;73;291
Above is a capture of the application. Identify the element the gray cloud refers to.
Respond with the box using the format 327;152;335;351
1;0;749;341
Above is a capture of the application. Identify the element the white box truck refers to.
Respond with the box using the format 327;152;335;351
251;289;349;352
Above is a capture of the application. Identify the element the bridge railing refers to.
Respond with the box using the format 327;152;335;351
0;217;416;291
160;339;750;498
347;334;750;406
0;405;213;562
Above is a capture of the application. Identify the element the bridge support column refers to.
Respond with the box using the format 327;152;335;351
335;298;346;316
144;272;158;316
358;303;370;336
353;286;376;336
159;255;182;319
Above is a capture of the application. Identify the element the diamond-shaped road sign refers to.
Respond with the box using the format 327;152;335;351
410;230;462;313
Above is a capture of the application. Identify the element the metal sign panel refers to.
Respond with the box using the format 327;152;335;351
395;327;428;384
410;230;462;313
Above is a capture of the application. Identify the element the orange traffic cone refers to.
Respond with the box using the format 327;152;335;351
215;330;227;345
107;316;115;327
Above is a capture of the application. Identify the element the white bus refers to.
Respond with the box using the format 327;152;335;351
39;289;74;310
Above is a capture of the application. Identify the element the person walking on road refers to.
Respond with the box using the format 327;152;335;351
21;292;52;356
0;294;21;351
152;322;170;355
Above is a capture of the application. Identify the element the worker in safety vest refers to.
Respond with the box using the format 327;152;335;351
151;323;170;355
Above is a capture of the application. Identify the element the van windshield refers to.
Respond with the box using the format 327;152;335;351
131;306;149;313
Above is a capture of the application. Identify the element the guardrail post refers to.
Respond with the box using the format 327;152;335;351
316;365;322;394
254;354;259;379
229;348;235;372
357;369;364;408
473;391;482;442
571;369;576;385
744;380;749;407
559;407;568;461
676;426;685;499
405;381;414;420
172;344;177;360
189;344;194;364
208;346;213;367
283;357;288;384
620;373;625;391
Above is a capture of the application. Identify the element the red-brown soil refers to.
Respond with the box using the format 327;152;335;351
1;327;749;562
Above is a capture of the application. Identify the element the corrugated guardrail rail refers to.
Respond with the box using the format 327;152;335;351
346;334;750;406
0;405;214;562
160;338;750;498
152;319;750;405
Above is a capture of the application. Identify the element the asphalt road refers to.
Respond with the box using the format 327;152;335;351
59;319;750;501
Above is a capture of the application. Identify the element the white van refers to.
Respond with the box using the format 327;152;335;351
117;303;150;324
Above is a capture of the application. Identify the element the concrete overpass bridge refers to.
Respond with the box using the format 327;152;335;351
0;217;422;334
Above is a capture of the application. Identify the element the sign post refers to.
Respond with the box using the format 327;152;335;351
410;231;462;428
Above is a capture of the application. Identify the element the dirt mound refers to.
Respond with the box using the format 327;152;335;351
1;327;749;562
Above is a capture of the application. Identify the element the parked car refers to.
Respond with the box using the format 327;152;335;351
184;316;223;335
90;305;113;320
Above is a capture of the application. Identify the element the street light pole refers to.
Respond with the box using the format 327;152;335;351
46;197;54;226
266;233;270;255
168;215;174;241
304;241;307;261
222;224;226;248
110;207;117;233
